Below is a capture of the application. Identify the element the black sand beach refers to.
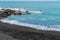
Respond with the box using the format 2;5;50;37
0;21;60;40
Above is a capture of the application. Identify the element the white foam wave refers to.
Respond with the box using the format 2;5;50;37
0;19;60;31
0;8;42;14
29;11;42;14
39;19;47;21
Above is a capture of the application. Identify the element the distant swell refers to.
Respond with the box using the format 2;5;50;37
0;19;60;31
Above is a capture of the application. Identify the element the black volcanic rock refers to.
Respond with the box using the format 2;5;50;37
0;9;23;19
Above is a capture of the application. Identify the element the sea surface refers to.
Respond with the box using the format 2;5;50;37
0;1;60;31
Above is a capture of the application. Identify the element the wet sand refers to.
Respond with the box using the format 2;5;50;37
0;21;60;40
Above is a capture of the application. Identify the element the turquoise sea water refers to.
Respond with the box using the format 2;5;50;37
1;1;60;31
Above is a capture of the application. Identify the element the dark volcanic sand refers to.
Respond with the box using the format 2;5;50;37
0;32;18;40
0;21;60;40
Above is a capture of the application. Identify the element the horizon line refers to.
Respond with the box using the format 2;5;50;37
0;0;59;1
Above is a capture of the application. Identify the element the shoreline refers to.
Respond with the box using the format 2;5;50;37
0;21;60;40
0;21;60;35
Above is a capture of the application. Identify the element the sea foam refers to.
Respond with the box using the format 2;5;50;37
0;19;60;31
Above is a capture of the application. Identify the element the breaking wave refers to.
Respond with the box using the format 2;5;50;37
0;8;42;14
0;19;60;31
29;11;42;13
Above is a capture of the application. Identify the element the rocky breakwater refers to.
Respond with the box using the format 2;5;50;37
0;8;42;19
0;8;28;19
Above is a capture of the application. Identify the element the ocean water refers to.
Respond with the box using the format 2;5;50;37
0;1;60;31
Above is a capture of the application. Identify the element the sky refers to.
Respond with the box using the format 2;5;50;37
0;0;60;1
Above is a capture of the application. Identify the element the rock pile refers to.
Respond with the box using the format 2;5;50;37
0;8;27;19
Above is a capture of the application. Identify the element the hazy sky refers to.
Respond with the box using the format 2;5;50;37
0;0;60;1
